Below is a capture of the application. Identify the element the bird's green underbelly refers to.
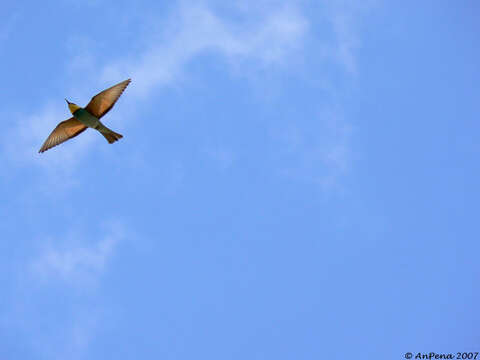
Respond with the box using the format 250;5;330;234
73;108;100;128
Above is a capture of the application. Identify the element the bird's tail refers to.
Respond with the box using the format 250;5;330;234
96;123;123;144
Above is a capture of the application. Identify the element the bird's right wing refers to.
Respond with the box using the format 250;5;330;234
38;117;87;153
85;79;131;119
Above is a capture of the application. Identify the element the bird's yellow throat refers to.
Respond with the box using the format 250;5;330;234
67;102;81;114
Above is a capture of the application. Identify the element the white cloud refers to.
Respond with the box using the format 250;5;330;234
325;0;378;75
266;1;373;189
2;1;308;174
4;103;95;165
32;223;124;284
2;1;369;193
332;13;359;75
0;103;100;193
2;223;125;358
100;2;308;96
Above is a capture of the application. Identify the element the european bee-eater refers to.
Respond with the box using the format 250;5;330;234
39;79;131;153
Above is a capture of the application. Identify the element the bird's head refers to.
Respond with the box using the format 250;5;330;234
65;99;81;114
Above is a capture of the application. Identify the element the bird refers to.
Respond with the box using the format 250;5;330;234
38;78;131;153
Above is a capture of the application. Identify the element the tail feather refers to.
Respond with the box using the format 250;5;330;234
96;123;123;144
102;130;123;144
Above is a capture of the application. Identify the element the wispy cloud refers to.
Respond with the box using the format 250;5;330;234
269;1;374;189
31;222;124;285
4;103;95;165
100;2;308;96
0;102;99;193
325;0;377;75
2;0;369;193
2;1;308;175
2;223;126;358
331;12;360;75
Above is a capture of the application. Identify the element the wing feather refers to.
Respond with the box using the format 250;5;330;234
85;79;131;118
38;117;87;153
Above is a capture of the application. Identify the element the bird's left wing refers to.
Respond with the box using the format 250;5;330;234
38;117;87;153
85;79;131;119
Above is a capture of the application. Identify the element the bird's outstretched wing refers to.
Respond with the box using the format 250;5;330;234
85;79;131;119
38;118;87;153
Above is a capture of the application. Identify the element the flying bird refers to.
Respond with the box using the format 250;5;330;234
38;79;131;153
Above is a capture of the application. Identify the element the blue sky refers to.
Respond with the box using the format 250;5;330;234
1;0;479;358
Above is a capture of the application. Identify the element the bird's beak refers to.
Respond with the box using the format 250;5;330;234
65;98;70;104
